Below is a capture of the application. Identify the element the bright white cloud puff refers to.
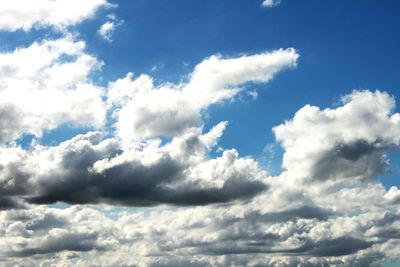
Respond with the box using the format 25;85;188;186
262;0;281;8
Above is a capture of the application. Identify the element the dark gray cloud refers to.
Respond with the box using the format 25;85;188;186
25;213;68;231
0;196;23;210
10;232;102;257
196;236;372;257
286;236;373;257
310;140;388;181
27;157;266;206
250;205;333;222
0;133;267;207
158;176;267;206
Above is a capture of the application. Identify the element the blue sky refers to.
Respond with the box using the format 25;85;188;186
1;0;400;266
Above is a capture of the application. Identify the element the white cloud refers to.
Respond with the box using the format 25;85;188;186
262;0;281;8
0;37;106;143
98;21;116;42
97;14;123;42
0;0;111;32
273;90;400;183
110;49;298;147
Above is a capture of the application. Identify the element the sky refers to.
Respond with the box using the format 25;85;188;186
0;0;400;266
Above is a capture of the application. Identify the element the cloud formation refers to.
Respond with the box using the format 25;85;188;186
97;14;122;42
1;2;400;266
111;49;298;146
262;0;281;8
274;90;400;183
0;34;399;265
0;0;110;31
0;40;297;208
6;129;267;206
2;85;400;266
0;37;106;143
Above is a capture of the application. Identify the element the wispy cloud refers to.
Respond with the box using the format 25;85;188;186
97;14;123;42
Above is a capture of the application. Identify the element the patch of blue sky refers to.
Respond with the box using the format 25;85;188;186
376;149;400;190
48;202;70;210
0;27;62;52
38;125;98;147
14;125;97;149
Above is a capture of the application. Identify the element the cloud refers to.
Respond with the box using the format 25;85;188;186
97;14;123;42
111;49;298;147
0;37;106;143
0;196;23;210
98;21;116;42
0;126;266;206
0;39;299;208
0;206;116;259
0;0;111;31
0;202;396;266
273;90;400;183
262;0;281;8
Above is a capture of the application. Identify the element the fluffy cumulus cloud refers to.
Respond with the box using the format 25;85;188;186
274;90;400;183
0;37;106;143
1;2;400;266
0;0;110;31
